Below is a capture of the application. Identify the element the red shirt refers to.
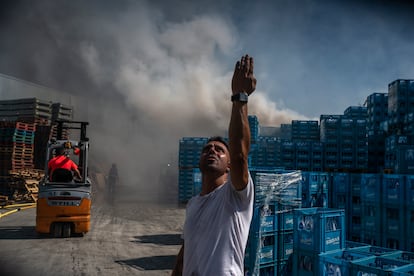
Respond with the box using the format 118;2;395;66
48;155;78;176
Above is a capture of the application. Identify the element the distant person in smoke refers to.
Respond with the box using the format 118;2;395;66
106;163;119;204
172;54;256;276
48;147;81;182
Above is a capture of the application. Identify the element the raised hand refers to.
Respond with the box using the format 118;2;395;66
231;54;257;96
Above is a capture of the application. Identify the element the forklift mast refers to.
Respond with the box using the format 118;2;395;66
55;119;89;142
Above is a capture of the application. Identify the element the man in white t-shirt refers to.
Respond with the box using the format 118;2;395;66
172;54;257;276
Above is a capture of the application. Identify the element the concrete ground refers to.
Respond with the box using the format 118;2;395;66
0;199;185;276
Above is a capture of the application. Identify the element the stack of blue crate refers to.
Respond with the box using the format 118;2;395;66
319;243;404;276
251;137;280;168
406;175;414;253
301;172;329;208
360;173;382;246
329;173;350;210
248;115;259;144
244;170;302;275
319;247;381;275
293;208;346;275
278;141;296;170
310;142;323;171
381;174;406;250
295;141;312;171
348;173;362;242
350;255;413;275
329;173;350;236
178;137;207;203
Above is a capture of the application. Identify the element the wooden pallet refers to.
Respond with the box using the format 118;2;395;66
0;195;9;206
25;183;38;201
5;169;43;203
11;154;34;161
15;122;36;131
9;169;44;179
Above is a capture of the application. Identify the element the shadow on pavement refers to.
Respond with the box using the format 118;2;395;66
133;233;182;246
0;226;43;239
116;255;177;271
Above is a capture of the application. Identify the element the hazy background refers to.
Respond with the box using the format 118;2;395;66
0;0;413;203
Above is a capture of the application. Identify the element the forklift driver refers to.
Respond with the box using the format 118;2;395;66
48;147;82;182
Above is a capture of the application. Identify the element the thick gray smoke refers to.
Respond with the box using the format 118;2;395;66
0;0;304;203
2;0;412;203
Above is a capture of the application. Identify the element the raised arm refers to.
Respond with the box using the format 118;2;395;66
229;55;257;191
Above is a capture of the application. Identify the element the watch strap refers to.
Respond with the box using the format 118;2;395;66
231;92;248;102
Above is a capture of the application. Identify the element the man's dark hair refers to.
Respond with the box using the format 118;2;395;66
207;136;229;150
55;147;65;155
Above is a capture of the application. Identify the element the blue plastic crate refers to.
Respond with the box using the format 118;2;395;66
250;204;278;234
392;264;414;276
361;203;382;233
345;241;371;250
319;248;375;276
293;249;321;276
319;172;329;190
382;234;406;251
278;210;294;231
257;263;276;276
244;260;289;276
407;207;414;239
350;173;362;195
178;168;198;202
302;172;328;193
192;168;202;195
331;173;350;194
302;191;329;208
277;231;294;261
253;171;302;205
360;173;382;203
351;245;400;256
384;252;414;263
383;174;405;206
351;256;412;276
330;192;349;210
348;214;362;234
406;239;414;254
245;233;277;266
274;260;290;276
361;230;382;247
244;260;277;276
350;196;362;216
294;208;346;253
406;176;414;208
383;204;406;236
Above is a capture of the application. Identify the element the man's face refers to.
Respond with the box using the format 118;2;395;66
199;141;230;174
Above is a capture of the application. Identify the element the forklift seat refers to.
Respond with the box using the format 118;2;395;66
51;168;73;182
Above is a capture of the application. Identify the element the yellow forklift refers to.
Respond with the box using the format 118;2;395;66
36;120;91;238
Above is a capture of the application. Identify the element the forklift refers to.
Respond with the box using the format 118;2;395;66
36;120;92;238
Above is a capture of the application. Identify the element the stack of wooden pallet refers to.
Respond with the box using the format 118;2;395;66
0;97;52;124
0;121;37;201
0;121;36;172
8;169;44;202
0;97;73;202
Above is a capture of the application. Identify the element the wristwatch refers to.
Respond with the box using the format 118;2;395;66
231;92;248;102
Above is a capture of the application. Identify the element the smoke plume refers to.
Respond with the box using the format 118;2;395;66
0;0;306;203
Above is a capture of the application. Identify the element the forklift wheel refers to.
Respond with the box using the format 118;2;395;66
62;223;72;238
52;223;62;238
